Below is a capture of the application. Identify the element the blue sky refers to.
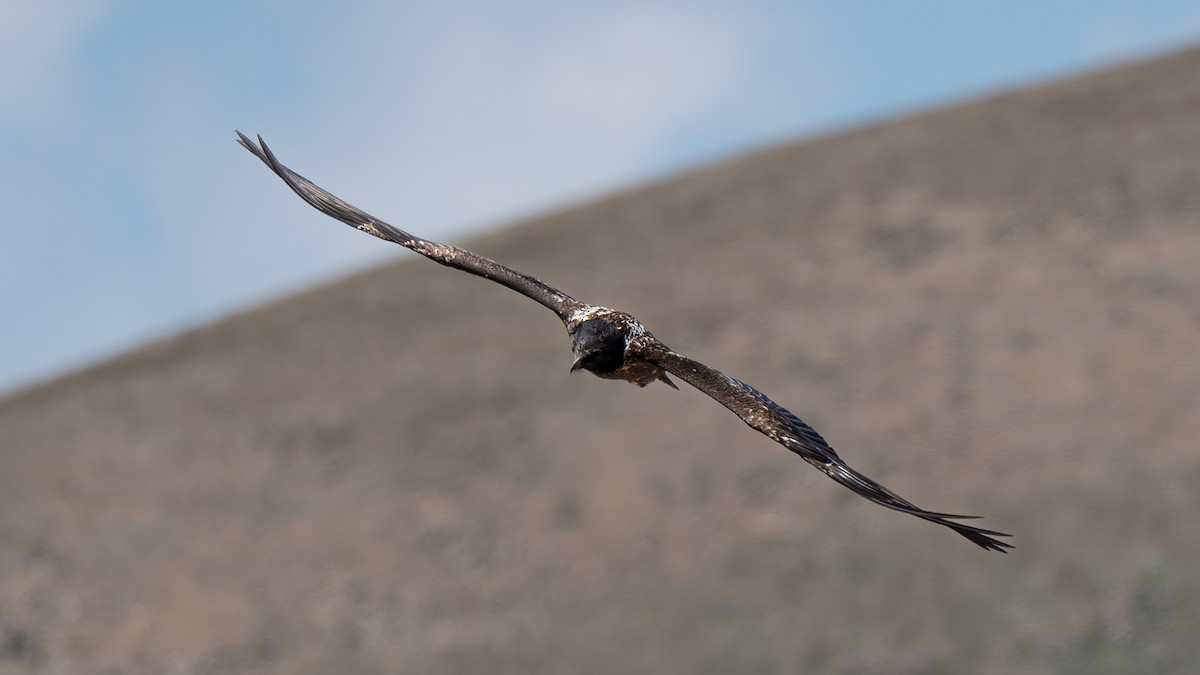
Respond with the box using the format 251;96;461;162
2;1;1199;394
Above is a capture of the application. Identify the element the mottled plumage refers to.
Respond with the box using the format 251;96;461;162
237;132;1012;552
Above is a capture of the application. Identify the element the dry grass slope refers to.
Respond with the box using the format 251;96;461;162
2;46;1199;673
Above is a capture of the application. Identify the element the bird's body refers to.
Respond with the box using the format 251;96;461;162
237;132;1012;552
566;306;676;388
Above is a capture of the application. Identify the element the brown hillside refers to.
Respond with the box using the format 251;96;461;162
2;47;1199;673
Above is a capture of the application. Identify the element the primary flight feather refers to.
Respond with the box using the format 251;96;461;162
237;132;1012;552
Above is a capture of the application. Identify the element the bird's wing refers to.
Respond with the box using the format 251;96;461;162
237;132;582;321
641;347;1012;552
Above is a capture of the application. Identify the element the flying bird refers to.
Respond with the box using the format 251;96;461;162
237;132;1012;552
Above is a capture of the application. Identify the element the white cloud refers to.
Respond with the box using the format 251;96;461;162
289;1;777;238
0;0;116;122
530;5;767;143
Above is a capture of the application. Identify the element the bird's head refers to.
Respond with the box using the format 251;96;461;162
570;318;626;375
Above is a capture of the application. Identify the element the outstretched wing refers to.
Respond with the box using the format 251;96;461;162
642;348;1012;552
237;132;582;321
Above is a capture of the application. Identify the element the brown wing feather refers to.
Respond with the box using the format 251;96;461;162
236;132;581;321
642;347;1012;552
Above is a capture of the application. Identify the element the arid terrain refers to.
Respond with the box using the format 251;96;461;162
2;47;1199;673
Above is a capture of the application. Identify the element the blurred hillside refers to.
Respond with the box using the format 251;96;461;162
2;46;1199;674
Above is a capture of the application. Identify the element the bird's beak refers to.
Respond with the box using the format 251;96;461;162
570;355;585;373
